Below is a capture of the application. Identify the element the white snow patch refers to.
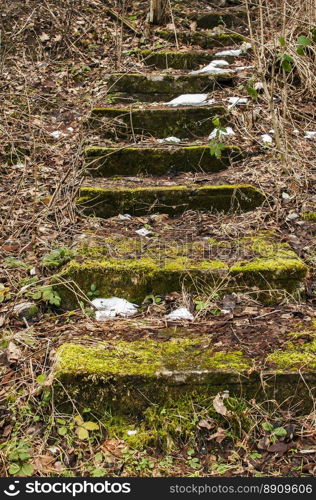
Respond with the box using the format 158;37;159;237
190;60;230;75
215;42;251;57
135;228;153;237
208;127;235;140
118;213;132;220
50;130;67;139
260;134;273;145
304;131;316;140
166;93;209;107
227;96;248;109
165;307;194;321
157;136;181;144
92;297;138;320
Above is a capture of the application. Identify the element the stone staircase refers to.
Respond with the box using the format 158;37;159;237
52;3;314;418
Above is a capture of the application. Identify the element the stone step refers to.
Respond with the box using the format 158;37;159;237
157;31;246;49
55;232;307;308
135;49;236;70
84;145;242;177
54;337;316;415
89;105;227;139
107;72;234;103
77;184;265;218
190;9;247;29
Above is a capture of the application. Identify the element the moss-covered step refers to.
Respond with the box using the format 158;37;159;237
107;72;234;102
89;105;227;139
54;233;307;308
157;31;246;49
84;145;242;177
190;9;247;29
53;339;316;415
135;49;233;70
77;184;265;218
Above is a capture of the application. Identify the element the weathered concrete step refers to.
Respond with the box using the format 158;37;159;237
135;49;235;69
190;9;247;29
55;232;307;308
157;31;246;49
54;338;316;414
107;72;234;103
77;184;265;218
89;105;227;139
84;145;242;177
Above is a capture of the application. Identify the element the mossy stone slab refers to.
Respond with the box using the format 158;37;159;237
191;10;247;29
157;31;246;49
77;184;265;218
54;233;307;308
89;106;227;139
107;73;234;100
136;49;230;70
84;145;242;177
54;340;316;414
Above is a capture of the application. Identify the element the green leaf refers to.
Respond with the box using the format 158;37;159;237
246;85;258;100
19;462;34;476
36;374;46;385
8;463;20;475
297;35;312;46
82;421;99;431
279;36;286;46
58;426;68;436
282;59;292;72
272;426;287;437
90;284;97;292
91;468;106;477
76;426;89;440
262;422;274;432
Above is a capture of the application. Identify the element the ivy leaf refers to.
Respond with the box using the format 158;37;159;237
82;421;99;431
297;35;312;46
8;463;20;475
246;85;258;100
58;426;68;436
272;426;287;437
76;426;89;440
262;422;274;432
19;462;34;476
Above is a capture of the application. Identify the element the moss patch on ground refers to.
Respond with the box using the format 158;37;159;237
84;145;242;177
77;184;265;218
54;232;307;308
89;105;227;139
135;49;226;69
157;31;246;49
302;212;316;222
107;72;234;98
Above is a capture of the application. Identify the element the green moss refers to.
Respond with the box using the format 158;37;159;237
89;105;228;139
302;212;316;222
77;184;265;218
84;145;242;177
157;31;246;49
135;49;227;70
53;340;253;414
267;339;316;370
107;73;234;99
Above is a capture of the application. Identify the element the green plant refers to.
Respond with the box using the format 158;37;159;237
87;283;99;298
5;441;34;476
0;284;11;303
42;247;74;269
187;449;201;470
27;285;61;306
4;257;30;269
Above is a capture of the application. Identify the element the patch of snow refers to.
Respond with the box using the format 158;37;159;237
50;130;67;139
165;307;194;321
190;60;230;75
215;48;243;57
282;192;290;200
260;134;273;145
166;93;209;107
286;212;299;221
208;127;235;140
233;65;254;71
92;297;138;320
135;228;153;237
118;213;132;220
157;136;181;144
304;131;316;140
227;96;248;109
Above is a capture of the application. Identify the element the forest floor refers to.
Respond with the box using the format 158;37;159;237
0;0;316;477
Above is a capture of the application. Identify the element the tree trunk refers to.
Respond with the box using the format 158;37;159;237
149;0;167;25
